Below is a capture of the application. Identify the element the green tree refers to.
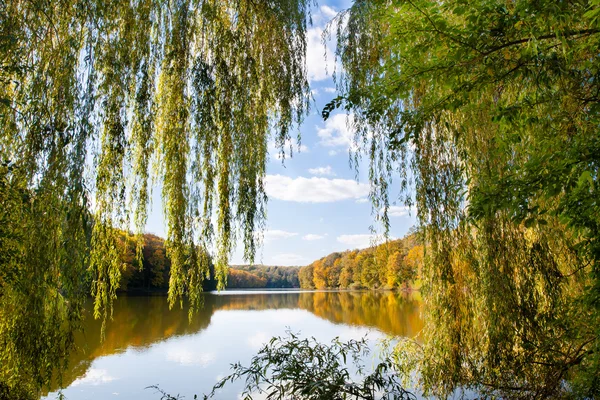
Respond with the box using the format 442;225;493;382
148;248;166;288
385;251;403;288
299;264;315;289
0;0;311;396
2;0;600;398
313;259;329;289
327;0;600;397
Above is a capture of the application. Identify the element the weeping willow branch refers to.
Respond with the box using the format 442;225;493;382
0;0;311;396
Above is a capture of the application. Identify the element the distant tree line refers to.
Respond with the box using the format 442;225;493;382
230;265;300;288
298;235;424;290
116;234;300;291
115;232;423;292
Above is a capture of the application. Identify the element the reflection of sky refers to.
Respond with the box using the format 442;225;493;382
43;308;392;400
71;368;116;387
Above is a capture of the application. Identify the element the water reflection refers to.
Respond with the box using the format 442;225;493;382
45;291;422;399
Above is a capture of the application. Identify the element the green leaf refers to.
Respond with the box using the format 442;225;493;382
578;170;594;188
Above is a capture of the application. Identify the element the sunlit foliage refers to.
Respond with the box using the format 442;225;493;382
3;0;600;397
0;0;311;396
328;0;600;397
299;236;423;290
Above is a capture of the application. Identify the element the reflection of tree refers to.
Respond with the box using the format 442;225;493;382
298;292;423;338
45;296;216;394
45;292;423;395
212;293;301;311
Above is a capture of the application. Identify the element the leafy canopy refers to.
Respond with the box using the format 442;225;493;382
327;0;600;397
1;0;311;396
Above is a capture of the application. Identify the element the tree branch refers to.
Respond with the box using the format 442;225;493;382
481;29;600;57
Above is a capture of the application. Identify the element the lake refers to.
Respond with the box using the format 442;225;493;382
42;290;423;400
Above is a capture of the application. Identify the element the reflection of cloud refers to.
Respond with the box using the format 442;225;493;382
337;326;385;342
248;331;270;350
71;368;116;387
273;310;311;325
237;391;269;400
166;346;216;367
337;326;373;342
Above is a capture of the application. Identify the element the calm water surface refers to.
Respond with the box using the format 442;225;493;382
43;290;422;400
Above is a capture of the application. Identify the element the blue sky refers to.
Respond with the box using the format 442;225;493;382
146;1;417;266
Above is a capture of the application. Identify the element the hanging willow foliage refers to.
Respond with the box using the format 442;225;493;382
0;0;311;396
327;0;600;398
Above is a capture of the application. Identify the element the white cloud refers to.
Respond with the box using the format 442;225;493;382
336;234;397;250
336;234;372;249
319;5;338;20
306;27;334;82
71;368;116;387
387;205;410;217
270;253;308;266
262;229;298;243
310;5;339;26
317;113;356;149
356;198;369;204
302;234;326;241
323;87;337;93
306;5;340;82
328;150;338;156
265;174;369;203
308;165;336;176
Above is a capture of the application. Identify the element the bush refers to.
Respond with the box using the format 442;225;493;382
203;331;414;400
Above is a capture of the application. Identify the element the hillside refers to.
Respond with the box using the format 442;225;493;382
116;232;422;292
298;234;424;290
117;233;299;291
